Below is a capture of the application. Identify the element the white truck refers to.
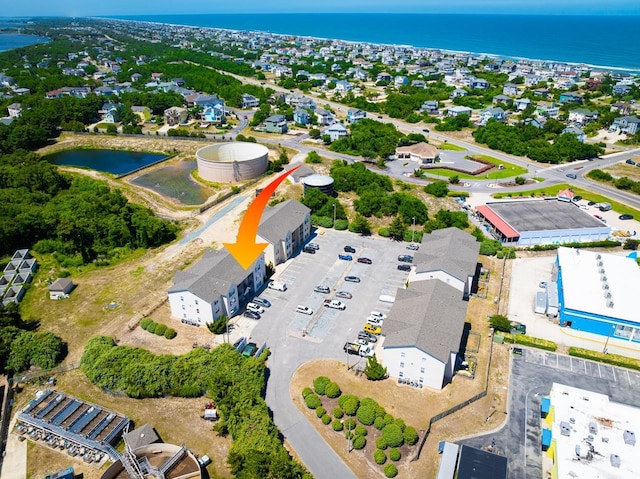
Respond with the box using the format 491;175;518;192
324;299;346;310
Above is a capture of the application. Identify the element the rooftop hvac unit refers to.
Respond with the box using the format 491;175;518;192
603;284;610;291
599;268;605;274
607;300;614;308
601;275;607;282
596;254;602;260
597;260;603;267
605;291;611;299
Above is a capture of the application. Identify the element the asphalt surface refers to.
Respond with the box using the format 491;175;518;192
245;229;415;479
460;348;640;479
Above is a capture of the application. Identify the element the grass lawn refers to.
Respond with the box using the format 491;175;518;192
439;142;466;151
426;154;528;180
493;183;640;217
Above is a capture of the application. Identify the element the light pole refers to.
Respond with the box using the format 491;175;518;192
341;419;352;453
411;216;416;243
603;324;615;354
333;203;337;227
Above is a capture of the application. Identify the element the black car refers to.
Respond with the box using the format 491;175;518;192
314;285;331;294
345;276;360;283
243;310;261;320
397;264;411;271
572;195;582;202
398;254;413;263
303;246;316;254
344;245;356;253
357;257;372;264
619;214;634;220
587;200;596;206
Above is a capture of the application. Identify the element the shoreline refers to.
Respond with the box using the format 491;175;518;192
98;15;640;75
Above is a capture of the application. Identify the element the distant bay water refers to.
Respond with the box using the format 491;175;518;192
0;33;49;52
109;13;640;73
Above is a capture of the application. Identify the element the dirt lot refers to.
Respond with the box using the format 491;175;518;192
602;162;640;182
290;256;511;478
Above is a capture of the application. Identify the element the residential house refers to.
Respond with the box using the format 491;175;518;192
334;80;353;93
257;200;312;266
131;106;152;123
315;108;334;126
394;76;409;87
568;108;599;126
293;108;310;126
241;93;260;109
94;86;114;96
264;114;288;134
525;74;544;87
562;126;586;143
420;100;439;115
448;106;472;118
450;88;467;99
514;98;532;111
382;228;480;389
7;103;22;118
377;72;392;83
203;103;226;123
610;102;633;116
168;249;266;325
326;122;348;142
533;88;550;98
164;106;188;126
559;92;583;104
524;117;544;129
395;142;439;167
492;95;512;105
502;83;519;96
613;83;632;95
536;101;560;119
48;278;75;300
612;116;640;135
346;108;366;123
131;72;142;83
411;80;426;88
479;107;505;125
99;102;121;123
468;77;489;90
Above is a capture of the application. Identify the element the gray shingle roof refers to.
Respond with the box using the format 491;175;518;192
258;200;310;245
123;424;159;450
413;228;480;283
383;280;468;362
168;249;257;301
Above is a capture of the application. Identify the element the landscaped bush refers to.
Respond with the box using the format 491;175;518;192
316;406;326;418
332;419;344;431
305;393;322;409
343;417;356;431
354;425;368;437
393;418;406;432
360;397;381;411
302;387;313;398
342;397;360;416
569;347;640;372
376;436;388;450
154;324;167;336
352;435;366;450
505;333;557;351
164;328;177;340
384;463;398;478
146;322;157;334
404;425;419;445
321;414;331;425
389;448;401;461
140;318;153;330
383;413;395;426
334;219;349;230
356;405;376;425
382;424;404;447
374;449;387;465
314;376;331;395
374;416;386;430
333;407;344;419
325;382;341;398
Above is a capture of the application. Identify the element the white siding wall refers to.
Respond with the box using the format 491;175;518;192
168;290;215;324
383;346;446;390
517;227;610;247
412;270;465;292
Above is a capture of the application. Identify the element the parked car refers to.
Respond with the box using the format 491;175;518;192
594;215;606;223
335;291;353;299
358;330;378;343
344;245;356;253
243;310;261;320
357;257;372;264
252;297;271;308
303;246;316;254
296;305;313;315
247;302;265;314
619;214;634;220
242;342;257;357
367;316;383;326
363;323;382;335
626;159;636;165
397;264;411;272
307;242;320;250
345;275;360;283
268;281;287;291
572;195;582;202
338;254;353;261
566;173;577;179
370;311;387;320
398;254;413;263
539;281;548;288
406;243;420;250
587;200;596;206
359;346;374;357
314;285;331;294
233;336;247;349
324;299;346;310
513;347;523;356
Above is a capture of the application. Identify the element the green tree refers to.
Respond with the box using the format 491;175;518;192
423;181;449;197
364;354;387;380
349;213;372;235
388;216;406;241
489;314;511;333
382;424;404;447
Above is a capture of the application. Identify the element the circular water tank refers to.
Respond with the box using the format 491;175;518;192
303;174;334;195
196;142;269;182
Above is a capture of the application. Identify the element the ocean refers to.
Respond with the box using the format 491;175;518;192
0;33;49;52
109;14;640;73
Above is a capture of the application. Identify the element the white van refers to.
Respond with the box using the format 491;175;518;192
268;281;287;291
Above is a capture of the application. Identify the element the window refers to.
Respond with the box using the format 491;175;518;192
182;305;185;310
180;296;184;301
400;362;405;369
420;368;425;374
419;377;424;383
421;357;426;363
400;352;406;358
195;299;198;305
183;313;186;319
196;309;200;314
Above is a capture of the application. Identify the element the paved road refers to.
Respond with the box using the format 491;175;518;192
460;348;640;479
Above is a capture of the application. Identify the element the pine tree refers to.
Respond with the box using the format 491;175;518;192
364;355;387;381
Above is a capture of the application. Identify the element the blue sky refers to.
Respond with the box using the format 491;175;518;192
3;0;639;17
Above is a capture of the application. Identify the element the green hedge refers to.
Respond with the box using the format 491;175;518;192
305;393;322;409
374;416;386;430
164;328;177;340
155;324;167;336
356;405;376;426
139;319;174;340
404;425;419;445
316;406;326;418
302;387;313;398
382;424;404;447
504;333;557;351
527;240;621;251
314;376;331;395
325;382;341;398
569;347;640;372
334;219;349;230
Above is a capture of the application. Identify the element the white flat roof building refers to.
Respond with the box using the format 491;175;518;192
548;382;640;479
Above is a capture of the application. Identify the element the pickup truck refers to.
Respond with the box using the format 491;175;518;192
324;299;346;310
343;342;360;355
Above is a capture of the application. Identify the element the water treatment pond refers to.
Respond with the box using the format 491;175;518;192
47;149;168;175
131;160;213;206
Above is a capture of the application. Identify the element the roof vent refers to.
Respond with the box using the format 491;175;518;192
597;260;603;267
599;268;605;274
607;300;614;308
603;283;609;290
605;291;611;299
601;275;607;282
596;254;602;260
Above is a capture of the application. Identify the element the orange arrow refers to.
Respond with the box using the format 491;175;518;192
225;165;302;269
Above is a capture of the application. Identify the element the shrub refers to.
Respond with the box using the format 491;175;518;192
140;318;152;330
393;418;406;432
146;322;157;334
305;393;322;409
333;407;344;419
356;405;376;426
313;376;331;395
376;436;388;450
332;419;344;431
325;382;341;398
382;424;404;447
154;324;167;336
389;448;401;461
354;425;368;437
383;413;394;426
374;449;387;464
164;328;177;340
341;397;359;416
384;463;398;478
321;414;332;425
302;387;313;398
316;406;326;418
334;219;349;230
352;435;366;450
338;394;358;409
374;416;386;430
404;425;419;445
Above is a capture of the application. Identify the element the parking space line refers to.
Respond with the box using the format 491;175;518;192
612;366;616;382
584;360;587;375
598;363;602;378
